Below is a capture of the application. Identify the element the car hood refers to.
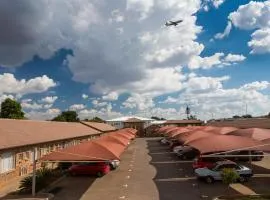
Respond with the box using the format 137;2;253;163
195;167;212;174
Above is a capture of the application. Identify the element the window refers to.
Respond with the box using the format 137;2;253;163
0;152;15;173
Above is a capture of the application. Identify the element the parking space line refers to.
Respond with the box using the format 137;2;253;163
150;160;193;164
154;177;196;182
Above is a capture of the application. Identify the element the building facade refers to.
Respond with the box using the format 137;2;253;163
0;119;113;188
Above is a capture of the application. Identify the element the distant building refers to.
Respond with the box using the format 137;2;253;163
164;119;204;127
106;116;153;129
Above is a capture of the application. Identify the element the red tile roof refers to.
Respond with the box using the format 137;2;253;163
0;119;100;150
80;121;116;132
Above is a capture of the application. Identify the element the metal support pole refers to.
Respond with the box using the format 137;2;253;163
249;150;252;164
32;147;37;197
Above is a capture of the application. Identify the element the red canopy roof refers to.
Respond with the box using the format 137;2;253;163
41;141;121;162
226;128;270;141
187;135;266;154
113;131;135;140
208;127;238;134
184;131;218;144
156;126;176;134
100;134;129;146
166;127;190;138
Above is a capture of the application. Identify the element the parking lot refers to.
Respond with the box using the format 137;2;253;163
50;138;270;200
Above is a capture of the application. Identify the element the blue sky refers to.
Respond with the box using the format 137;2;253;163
0;0;269;120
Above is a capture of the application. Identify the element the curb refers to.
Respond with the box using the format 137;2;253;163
213;194;270;200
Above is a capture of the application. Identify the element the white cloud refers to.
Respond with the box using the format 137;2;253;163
159;75;270;120
189;53;224;69
40;96;58;104
229;1;270;30
109;9;125;23
188;53;246;69
78;104;122;120
214;21;232;39
0;94;15;104
223;53;246;62
26;108;61;120
21;102;44;110
212;0;225;8
240;81;270;91
82;94;88;99
102;92;119;101
248;28;270;54
69;104;86;111
123;94;155;110
126;0;154;20
92;100;108;108
0;73;56;95
228;0;270;54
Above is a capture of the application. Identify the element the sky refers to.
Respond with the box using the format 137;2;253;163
0;0;270;120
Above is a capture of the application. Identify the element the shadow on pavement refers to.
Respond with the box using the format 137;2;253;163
146;138;240;200
51;176;96;200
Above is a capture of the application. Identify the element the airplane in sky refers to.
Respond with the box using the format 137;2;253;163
165;20;183;26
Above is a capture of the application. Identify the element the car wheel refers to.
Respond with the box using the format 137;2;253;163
182;155;187;160
70;171;76;176
239;176;248;183
205;176;214;184
96;172;104;177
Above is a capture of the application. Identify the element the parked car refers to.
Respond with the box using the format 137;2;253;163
192;156;226;169
68;162;110;177
173;145;187;153
110;160;120;170
176;147;199;160
160;138;170;145
169;139;182;150
195;160;253;183
229;150;264;161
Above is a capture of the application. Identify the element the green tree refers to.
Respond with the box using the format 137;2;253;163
188;115;197;120
0;98;25;119
52;111;79;122
221;168;239;194
88;117;105;123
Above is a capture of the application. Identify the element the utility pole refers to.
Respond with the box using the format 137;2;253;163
32;147;37;196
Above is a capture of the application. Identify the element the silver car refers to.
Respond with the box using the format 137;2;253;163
195;160;253;183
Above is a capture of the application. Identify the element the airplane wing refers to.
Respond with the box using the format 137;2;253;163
175;20;183;24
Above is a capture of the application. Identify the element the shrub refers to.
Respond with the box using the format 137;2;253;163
19;168;61;194
221;168;240;185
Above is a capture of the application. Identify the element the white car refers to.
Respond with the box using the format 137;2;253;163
173;145;191;153
110;160;120;170
160;138;169;145
195;160;253;183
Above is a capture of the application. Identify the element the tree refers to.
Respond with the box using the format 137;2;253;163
242;114;252;118
233;115;241;119
88;117;105;123
0;98;25;119
52;111;79;122
188;115;197;120
151;116;166;120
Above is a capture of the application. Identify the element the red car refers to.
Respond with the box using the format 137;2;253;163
192;157;225;169
68;162;110;177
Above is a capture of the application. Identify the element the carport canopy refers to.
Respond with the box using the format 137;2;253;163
226;128;270;141
187;135;270;154
41;140;121;162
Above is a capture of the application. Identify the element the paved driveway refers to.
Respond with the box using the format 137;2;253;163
50;138;270;200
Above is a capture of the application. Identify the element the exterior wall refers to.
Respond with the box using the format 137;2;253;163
106;121;124;129
0;134;100;188
164;123;203;127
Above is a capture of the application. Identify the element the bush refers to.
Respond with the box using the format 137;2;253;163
19;168;62;194
221;168;240;185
